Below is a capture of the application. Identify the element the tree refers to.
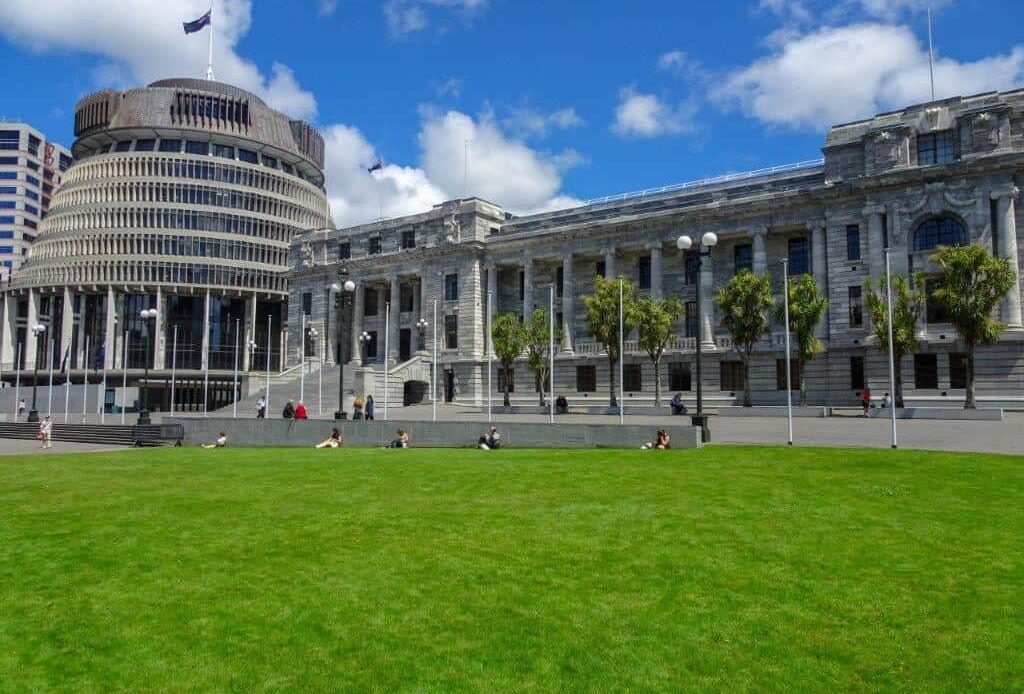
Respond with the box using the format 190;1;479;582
523;307;552;406
715;270;773;407
930;244;1016;409
634;296;684;406
582;276;638;406
490;312;525;407
774;274;828;407
865;273;926;409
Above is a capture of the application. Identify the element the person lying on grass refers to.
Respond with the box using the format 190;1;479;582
315;428;343;449
202;432;227;449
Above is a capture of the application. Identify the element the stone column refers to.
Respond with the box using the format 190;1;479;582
865;204;886;283
486;263;497;357
388;274;400;364
412;273;422;353
60;288;74;370
649;243;663;299
811;224;828;339
242;292;254;371
604;247;617;279
153;286;165;369
522;256;534;320
351;280;363;365
700;248;715;348
561;254;574;353
993;186;1022;329
751;228;768;274
201;289;211;372
102;286;116;369
1;293;15;367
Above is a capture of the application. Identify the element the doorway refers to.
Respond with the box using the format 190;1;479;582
444;369;455;402
399;328;411;362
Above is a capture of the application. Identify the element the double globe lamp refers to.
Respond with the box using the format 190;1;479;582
675;231;717;442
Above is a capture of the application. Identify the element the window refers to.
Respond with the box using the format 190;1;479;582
624;363;642;392
368;236;381;255
262;155;278;169
444;273;459;301
362;331;378;359
27;134;40;156
399;283;414;312
59;153;72;171
115;140;132;152
213;143;234;159
444;314;458;349
0;172;15;180
637;256;651;290
0;157;16;165
135;139;155;152
158;139;181;153
401;230;416;249
282;162;294;175
914;217;967;252
850;356;865;390
788;237;809;276
0;186;15;194
185;140;209;155
949;353;968;389
0;231;13;239
25;189;38;201
23;204;38;217
685;301;697;339
498;368;515;392
776;359;800;390
556;265;564;297
518;271;525;301
576;365;597;392
596;260;606;278
925;278;949;323
338;241;351;260
669;362;692;391
846;224;861;260
25;175;39;187
914;353;938;389
684;252;699;285
302;292;312;315
0;216;14;224
0;201;14;209
720;361;744;391
0;245;13;253
363;287;379;317
238;148;258;164
734;243;753;273
917;130;956;165
848;286;863;328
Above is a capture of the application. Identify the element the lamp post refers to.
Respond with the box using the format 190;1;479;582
27;323;46;423
307;326;318;412
137;308;158;425
676;231;718;443
333;275;356;419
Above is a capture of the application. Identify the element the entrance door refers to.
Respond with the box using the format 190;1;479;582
444;369;455;402
399;328;411;362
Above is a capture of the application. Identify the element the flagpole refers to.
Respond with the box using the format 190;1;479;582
63;353;70;424
169;325;178;416
47;337;54;415
121;330;128;425
13;343;21;418
549;286;554;424
81;336;89;423
206;0;215;81
99;355;107;425
618;278;624;426
927;4;935;101
383;301;390;421
432;299;437;423
486;289;492;423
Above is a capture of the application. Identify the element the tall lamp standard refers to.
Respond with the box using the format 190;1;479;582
137;308;158;425
675;231;718;442
332;275;356;419
306;326;318;410
26;323;47;423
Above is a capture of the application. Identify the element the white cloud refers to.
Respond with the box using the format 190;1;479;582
318;0;340;17
0;0;318;120
714;23;1024;130
383;0;489;37
858;0;952;19
436;77;464;99
612;87;696;138
503;105;585;138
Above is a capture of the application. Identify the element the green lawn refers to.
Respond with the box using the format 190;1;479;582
0;446;1021;692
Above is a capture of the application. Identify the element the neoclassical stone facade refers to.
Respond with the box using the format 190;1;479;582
1;78;330;411
291;88;1024;409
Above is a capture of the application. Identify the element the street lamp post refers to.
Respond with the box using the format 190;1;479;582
307;327;318;412
27;323;46;423
333;274;356;419
676;231;718;443
137;308;158;425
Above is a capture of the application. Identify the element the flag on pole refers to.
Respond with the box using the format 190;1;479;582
183;9;212;34
367;158;383;174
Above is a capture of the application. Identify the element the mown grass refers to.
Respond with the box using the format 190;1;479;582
0;445;1021;692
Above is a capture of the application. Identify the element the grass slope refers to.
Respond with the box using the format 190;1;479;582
0;446;1021;692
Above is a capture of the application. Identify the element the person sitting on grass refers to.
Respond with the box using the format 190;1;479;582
641;429;670;450
478;427;501;450
202;432;227;449
315;428;343;449
389;428;409;448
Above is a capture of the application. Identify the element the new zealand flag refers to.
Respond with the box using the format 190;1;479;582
183;10;212;34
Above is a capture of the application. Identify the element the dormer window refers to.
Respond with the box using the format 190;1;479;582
917;130;956;165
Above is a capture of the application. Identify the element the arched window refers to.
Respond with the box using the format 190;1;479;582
913;216;967;251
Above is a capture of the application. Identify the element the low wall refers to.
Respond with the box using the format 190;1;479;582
491;405;677;416
167;417;703;449
717;406;832;418
868;407;1003;421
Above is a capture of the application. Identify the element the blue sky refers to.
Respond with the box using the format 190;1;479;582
2;0;1023;225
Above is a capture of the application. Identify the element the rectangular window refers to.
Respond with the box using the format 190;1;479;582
115;140;132;152
684;252;699;285
337;241;351;260
734;243;753;273
518;271;525;301
915;353;938;389
400;230;416;249
623;363;642;392
238;148;258;164
848;285;863;328
0;245;14;253
158;139;181;153
846;224;861;260
363;331;378;359
0;186;15;194
23;204;38;217
556;265;564;297
262;155;278;169
0;156;17;165
213;143;234;159
917;130;956;166
925;278;949;323
0;201;14;209
668;362;691;391
25;189;38;201
399;283;414;312
444;273;459;301
949;353;968;389
134;139;155;152
776;359;800;391
596;260;606;278
0;231;13;239
445;314;458;349
637;256;652;290
363;287;379;317
684;301;698;339
25;175;39;187
0;172;15;180
850;356;865;390
720;361;745;391
788;237;809;276
576;365;597;392
498;368;515;393
368;236;381;255
302;292;312;315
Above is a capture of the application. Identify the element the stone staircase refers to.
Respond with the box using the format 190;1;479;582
0;421;179;447
353;355;433;408
227;360;342;417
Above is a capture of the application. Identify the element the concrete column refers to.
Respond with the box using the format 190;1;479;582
811;224;828;339
242;292;254;371
604;247;617;279
993;186;1022;329
649;243;663;299
201;289;211;371
486;263;497;357
522;256;534;320
389;275;400;364
153;286;165;369
103;286;116;369
751;228;768;274
865;205;885;283
700;248;715;348
60;288;74;370
1;293;15;367
561;254;574;353
351;280;363;365
412;274;422;353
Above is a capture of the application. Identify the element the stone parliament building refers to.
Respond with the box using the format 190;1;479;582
291;88;1024;410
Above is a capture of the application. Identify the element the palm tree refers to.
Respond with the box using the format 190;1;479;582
774;274;828;406
523;307;552;406
634;296;684;406
715;270;773;407
930;244;1016;409
582;276;638;406
490;312;525;407
865;274;925;408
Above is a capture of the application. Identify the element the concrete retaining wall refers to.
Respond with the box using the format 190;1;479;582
716;406;832;418
167;417;703;449
868;407;1003;421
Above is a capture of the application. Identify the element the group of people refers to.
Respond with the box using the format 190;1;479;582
254;395;379;421
279;399;310;420
858;388;893;416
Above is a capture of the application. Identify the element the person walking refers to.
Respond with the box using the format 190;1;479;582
859;387;872;417
38;416;53;450
17;398;26;420
365;394;375;421
256;395;266;419
282;399;296;419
